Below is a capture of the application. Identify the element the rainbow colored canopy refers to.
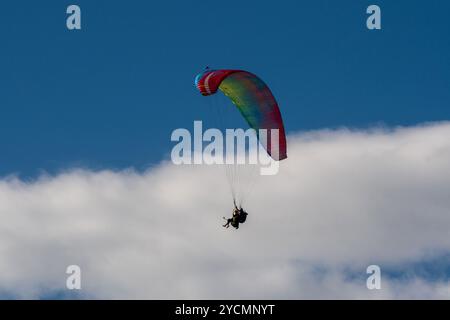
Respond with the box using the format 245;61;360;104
195;69;287;161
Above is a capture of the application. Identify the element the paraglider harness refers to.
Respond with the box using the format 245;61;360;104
237;208;248;223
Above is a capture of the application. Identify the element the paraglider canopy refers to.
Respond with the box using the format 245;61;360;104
195;69;287;161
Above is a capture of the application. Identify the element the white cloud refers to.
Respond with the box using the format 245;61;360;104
1;122;450;299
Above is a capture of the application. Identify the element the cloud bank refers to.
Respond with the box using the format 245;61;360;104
1;122;450;299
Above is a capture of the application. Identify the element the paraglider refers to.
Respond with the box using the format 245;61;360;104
195;68;287;229
223;204;249;229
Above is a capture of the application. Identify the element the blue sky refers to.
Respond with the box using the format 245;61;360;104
1;0;449;177
1;1;450;299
